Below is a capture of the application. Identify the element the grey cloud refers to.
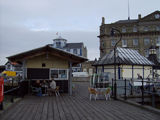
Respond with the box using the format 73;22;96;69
0;0;160;65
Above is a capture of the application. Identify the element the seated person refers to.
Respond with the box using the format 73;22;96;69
48;78;57;95
41;79;49;87
34;80;42;97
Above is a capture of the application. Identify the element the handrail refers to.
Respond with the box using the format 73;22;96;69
0;78;21;110
4;86;20;94
111;78;160;108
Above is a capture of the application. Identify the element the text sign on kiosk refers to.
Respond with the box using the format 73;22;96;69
0;77;4;103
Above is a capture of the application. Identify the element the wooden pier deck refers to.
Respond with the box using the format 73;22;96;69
0;82;160;120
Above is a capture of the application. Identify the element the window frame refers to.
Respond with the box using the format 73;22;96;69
67;49;70;52
122;39;127;47
122;28;126;33
156;37;160;46
50;68;68;80
73;49;77;54
133;38;138;45
144;26;149;31
133;27;137;32
7;65;11;70
145;49;149;57
111;40;116;46
156;26;160;31
144;38;150;45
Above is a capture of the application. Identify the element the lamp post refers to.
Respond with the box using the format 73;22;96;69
110;28;122;100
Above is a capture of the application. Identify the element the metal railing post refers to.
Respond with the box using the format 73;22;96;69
142;78;144;105
18;78;21;97
124;78;127;100
148;78;151;93
152;94;155;108
112;78;113;96
131;78;133;95
11;79;14;103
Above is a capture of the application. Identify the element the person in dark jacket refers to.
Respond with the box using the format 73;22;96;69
41;79;49;87
34;80;42;97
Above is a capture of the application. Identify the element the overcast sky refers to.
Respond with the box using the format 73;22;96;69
0;0;160;65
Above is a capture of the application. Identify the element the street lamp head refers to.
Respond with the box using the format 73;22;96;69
110;28;115;37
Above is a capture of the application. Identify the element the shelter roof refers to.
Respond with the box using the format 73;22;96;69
93;47;155;66
6;45;88;65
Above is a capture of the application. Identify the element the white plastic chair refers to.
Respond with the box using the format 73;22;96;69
89;88;99;100
101;88;111;100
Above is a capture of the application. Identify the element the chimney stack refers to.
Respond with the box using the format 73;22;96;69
102;17;105;25
138;14;141;19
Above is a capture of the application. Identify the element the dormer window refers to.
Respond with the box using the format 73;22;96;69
144;26;149;31
122;28;126;33
133;27;137;32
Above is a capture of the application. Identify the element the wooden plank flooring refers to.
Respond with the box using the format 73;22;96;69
0;82;160;120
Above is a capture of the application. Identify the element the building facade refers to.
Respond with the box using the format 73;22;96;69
5;61;23;76
82;60;96;76
98;10;160;58
51;36;87;72
7;45;88;93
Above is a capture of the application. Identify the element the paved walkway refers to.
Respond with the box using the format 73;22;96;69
0;82;160;120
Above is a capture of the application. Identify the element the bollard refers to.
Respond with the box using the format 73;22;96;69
18;78;20;97
152;94;155;108
0;102;3;110
124;79;127;100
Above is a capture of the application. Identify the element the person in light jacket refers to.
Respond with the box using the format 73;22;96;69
48;78;57;95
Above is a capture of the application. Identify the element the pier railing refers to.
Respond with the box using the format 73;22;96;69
0;79;29;110
112;78;160;108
